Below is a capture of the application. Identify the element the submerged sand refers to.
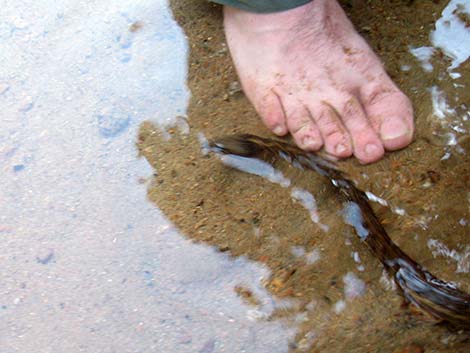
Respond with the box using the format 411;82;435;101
138;1;470;352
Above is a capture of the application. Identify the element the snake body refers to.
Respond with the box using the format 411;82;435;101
210;133;470;329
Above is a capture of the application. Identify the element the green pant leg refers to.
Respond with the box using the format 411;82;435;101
210;0;313;13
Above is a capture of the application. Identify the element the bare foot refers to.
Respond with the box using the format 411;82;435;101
223;0;414;164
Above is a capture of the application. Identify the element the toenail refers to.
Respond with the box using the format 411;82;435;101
380;119;409;140
273;125;284;135
335;143;347;155
302;136;317;149
365;143;379;156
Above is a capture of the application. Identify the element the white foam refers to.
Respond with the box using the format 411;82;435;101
365;191;388;206
220;155;291;187
431;86;456;120
431;0;470;71
428;238;470;273
343;272;366;300
334;300;346;314
291;187;330;232
305;249;321;265
409;46;435;72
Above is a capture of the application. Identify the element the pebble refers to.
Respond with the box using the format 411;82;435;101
36;248;55;264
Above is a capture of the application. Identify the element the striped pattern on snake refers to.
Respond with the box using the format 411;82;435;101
209;133;470;330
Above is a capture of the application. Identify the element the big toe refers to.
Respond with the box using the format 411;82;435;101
361;83;414;151
379;117;413;150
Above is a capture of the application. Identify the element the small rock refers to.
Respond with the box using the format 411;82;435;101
18;96;34;112
36;248;55;264
228;81;242;96
198;339;215;353
97;112;131;138
129;21;143;32
13;164;25;172
0;83;9;95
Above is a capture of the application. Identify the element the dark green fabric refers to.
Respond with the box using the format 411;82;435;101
211;0;312;13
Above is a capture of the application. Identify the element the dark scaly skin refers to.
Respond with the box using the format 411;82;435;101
209;134;470;329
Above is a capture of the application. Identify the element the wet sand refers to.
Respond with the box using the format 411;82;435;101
138;0;470;352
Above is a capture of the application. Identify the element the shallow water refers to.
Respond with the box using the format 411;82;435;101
0;1;295;352
2;0;470;352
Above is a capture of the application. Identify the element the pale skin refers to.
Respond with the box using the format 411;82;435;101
223;0;414;164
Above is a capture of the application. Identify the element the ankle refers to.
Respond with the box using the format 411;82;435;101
223;0;325;32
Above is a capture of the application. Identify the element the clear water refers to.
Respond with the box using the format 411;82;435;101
0;1;293;351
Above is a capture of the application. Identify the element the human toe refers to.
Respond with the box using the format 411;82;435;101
255;92;288;136
324;96;383;163
360;83;414;151
310;103;352;158
352;130;384;164
379;117;413;150
282;99;323;151
291;121;323;151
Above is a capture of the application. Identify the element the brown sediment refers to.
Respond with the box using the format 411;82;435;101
209;134;470;329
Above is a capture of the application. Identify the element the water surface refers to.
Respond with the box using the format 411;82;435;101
0;1;293;351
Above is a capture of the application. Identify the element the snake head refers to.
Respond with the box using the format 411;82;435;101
209;134;265;157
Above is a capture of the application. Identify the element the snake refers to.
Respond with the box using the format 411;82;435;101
209;133;470;329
